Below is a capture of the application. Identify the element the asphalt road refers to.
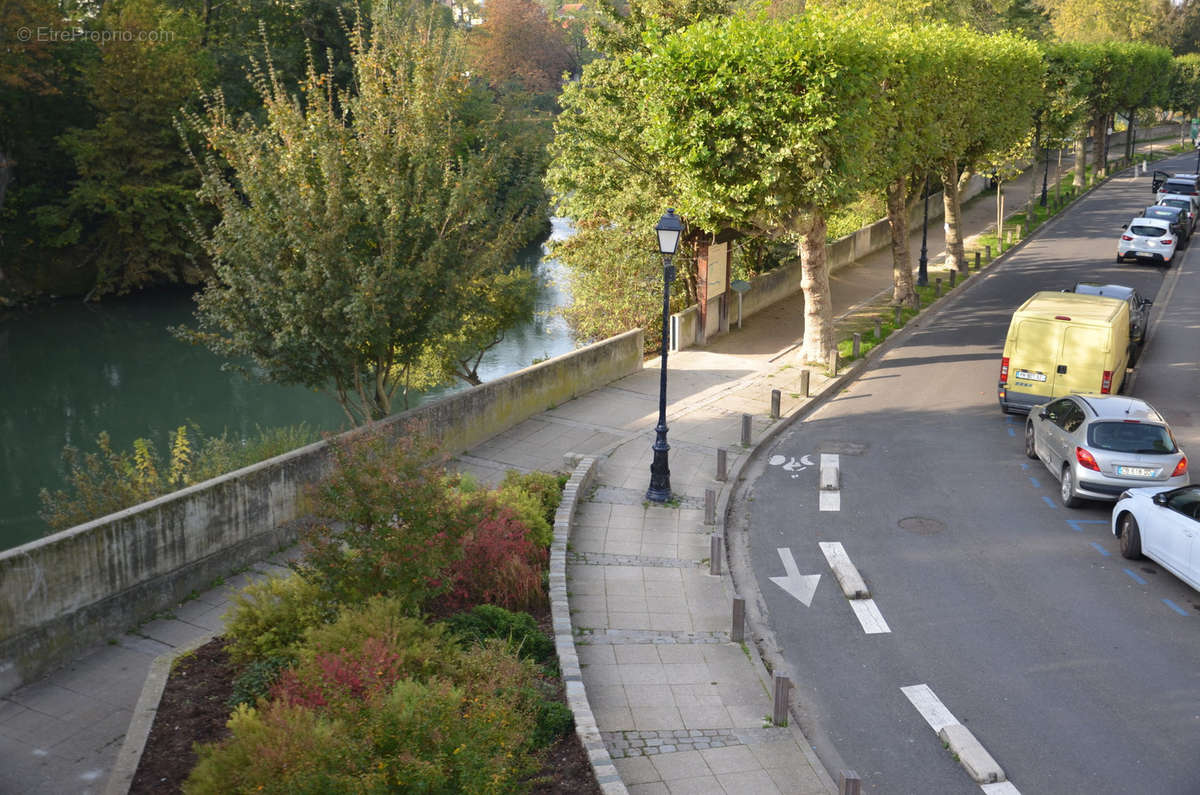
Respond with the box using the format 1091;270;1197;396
733;152;1200;794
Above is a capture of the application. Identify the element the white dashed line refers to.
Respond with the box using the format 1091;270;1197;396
819;453;840;511
849;599;891;634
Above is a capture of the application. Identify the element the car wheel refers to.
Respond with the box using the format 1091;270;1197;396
1116;254;1123;263
1118;513;1142;559
1060;465;1083;508
1024;422;1038;460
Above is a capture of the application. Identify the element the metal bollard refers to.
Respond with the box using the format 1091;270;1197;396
894;305;902;326
741;413;752;446
974;251;980;270
874;318;881;339
830;350;840;375
852;333;861;359
770;389;781;419
716;448;727;481
935;277;942;298
704;488;716;525
709;534;723;575
800;369;810;398
949;269;957;287
838;771;862;795
731;597;745;642
772;675;791;726
985;244;992;260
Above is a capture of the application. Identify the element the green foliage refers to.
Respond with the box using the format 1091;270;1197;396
533;699;575;747
296;597;452;680
495;469;565;547
38;423;319;532
223;574;335;668
227;656;292;709
295;428;470;611
443;604;556;666
180;4;549;424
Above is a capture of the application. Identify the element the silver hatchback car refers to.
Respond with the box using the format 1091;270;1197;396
1025;394;1189;508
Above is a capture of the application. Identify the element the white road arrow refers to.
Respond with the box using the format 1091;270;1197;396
770;548;821;607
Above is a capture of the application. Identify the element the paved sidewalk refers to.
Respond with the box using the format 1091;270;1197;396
0;139;1177;794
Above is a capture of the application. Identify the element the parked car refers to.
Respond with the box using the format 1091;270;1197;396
1152;171;1200;202
1024;394;1189;508
1117;216;1177;265
1157;194;1199;234
1066;282;1152;345
1112;485;1200;592
1142;204;1189;243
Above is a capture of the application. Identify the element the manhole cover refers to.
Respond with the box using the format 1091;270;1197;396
898;517;946;535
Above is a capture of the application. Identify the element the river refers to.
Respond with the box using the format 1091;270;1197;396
0;218;576;551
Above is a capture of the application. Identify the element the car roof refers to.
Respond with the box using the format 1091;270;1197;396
1072;282;1135;301
1071;394;1164;422
1128;216;1171;229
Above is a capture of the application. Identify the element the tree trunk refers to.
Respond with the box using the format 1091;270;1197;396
1126;108;1136;161
797;211;834;367
940;161;965;273
1073;131;1087;188
1027;134;1041;218
0;152;12;213
885;178;916;308
1093;111;1107;179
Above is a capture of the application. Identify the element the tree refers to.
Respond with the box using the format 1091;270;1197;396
633;11;890;366
1040;0;1164;44
469;0;575;95
181;3;546;424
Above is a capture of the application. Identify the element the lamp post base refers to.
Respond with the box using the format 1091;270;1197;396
646;432;672;503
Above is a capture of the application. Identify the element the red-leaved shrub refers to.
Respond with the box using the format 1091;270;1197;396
438;499;548;613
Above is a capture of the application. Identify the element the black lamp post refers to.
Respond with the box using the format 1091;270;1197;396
647;208;683;503
917;175;930;287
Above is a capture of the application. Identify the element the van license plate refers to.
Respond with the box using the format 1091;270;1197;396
1014;370;1047;382
1117;466;1156;477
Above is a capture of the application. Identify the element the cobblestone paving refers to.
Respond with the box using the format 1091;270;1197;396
567;552;703;568
574;628;731;644
602;727;795;758
589;485;705;508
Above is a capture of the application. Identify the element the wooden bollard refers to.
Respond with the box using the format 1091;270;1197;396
732;597;745;643
949;269;957;287
800;369;810;398
873;318;881;339
770;389;781;419
852;333;861;358
838;771;862;795
974;251;981;270
830;350;840;375
704;488;716;525
741;413;752;446
709;534;723;575
772;675;791;726
985;244;992;260
894;305;902;326
935;277;942;298
716;448;727;481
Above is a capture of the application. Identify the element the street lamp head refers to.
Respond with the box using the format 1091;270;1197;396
656;208;684;256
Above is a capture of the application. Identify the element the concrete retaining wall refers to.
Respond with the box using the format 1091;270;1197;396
0;329;644;696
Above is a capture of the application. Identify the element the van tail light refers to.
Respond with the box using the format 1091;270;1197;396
999;357;1009;383
1101;370;1113;393
1172;456;1188;478
1076;447;1101;472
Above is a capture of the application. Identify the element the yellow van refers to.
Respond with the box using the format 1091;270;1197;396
998;291;1132;414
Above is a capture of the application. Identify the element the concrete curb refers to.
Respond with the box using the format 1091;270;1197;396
104;631;216;795
550;455;628;795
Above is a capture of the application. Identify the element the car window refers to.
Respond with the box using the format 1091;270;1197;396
1129;225;1167;237
1087;422;1178;454
1043;398;1072;425
1162;199;1191;211
1163;182;1198;195
1165;489;1200;521
1062;405;1085;433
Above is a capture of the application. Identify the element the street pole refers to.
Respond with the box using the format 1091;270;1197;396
647;209;682;503
1040;147;1050;207
917;175;929;287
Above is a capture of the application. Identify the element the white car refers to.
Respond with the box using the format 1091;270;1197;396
1117;216;1177;266
1112;485;1200;592
1157;193;1199;234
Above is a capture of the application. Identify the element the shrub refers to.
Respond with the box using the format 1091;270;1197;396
436;498;548;613
222;574;334;668
296;428;469;612
500;469;565;527
443;605;555;667
296;597;452;682
533;699;575;747
227;656;292;709
494;484;554;547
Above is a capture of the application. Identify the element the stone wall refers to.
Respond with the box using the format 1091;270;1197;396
0;329;644;696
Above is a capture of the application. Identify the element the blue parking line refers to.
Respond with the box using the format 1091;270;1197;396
1065;519;1107;533
1089;542;1111;557
1123;568;1148;585
1021;462;1029;470
1029;477;1041;488
1008;427;1015;437
1042;495;1057;508
1163;598;1190;617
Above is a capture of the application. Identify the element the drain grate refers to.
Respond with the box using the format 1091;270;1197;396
898;516;946;535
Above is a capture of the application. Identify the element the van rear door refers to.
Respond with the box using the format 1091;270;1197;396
1009;319;1060;398
1056;325;1109;394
